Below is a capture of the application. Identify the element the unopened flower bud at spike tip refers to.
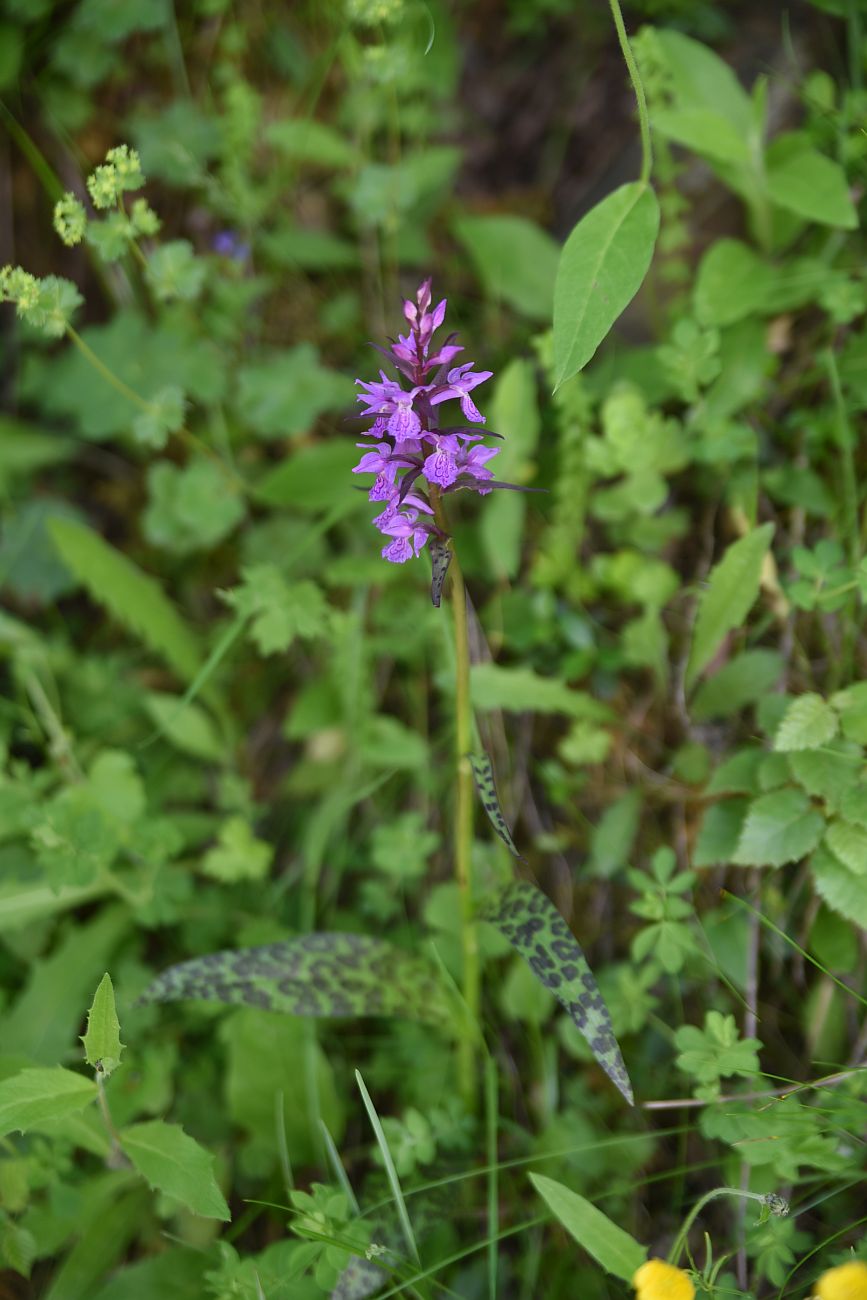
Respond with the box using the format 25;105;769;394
351;279;500;565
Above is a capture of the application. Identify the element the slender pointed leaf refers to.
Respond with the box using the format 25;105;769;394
479;881;633;1103
529;1174;646;1281
468;753;525;860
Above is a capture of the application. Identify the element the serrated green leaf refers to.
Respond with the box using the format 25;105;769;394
529;1174;646;1281
686;524;774;688
479;881;632;1103
48;517;202;682
824;819;867;876
223;565;329;656
0;1067;96;1138
811;845;867;928
119;1120;229;1220
139;932;452;1027
553;182;659;387
82;973;124;1076
774;694;838;752
732;788;825;867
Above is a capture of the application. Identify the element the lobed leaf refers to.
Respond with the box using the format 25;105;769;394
479;881;633;1103
139;932;453;1027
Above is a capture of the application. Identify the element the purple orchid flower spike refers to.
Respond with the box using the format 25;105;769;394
351;279;503;569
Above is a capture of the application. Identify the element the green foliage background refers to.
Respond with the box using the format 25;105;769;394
0;0;866;1296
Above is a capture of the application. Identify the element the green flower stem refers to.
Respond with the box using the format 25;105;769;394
430;488;480;1111
668;1187;786;1268
608;0;653;185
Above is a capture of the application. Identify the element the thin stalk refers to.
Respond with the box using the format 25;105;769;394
429;488;479;1111
607;0;653;184
95;1070;127;1169
668;1187;787;1269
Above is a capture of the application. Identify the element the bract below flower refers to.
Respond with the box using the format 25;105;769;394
632;1259;695;1300
814;1260;867;1300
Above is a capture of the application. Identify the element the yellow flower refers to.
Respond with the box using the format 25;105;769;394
633;1258;696;1300
815;1260;867;1300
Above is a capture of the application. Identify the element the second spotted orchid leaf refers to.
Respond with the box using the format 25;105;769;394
480;881;633;1104
140;933;453;1028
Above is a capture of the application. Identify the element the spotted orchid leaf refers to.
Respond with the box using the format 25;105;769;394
468;753;525;860
139;933;453;1027
479;881;633;1104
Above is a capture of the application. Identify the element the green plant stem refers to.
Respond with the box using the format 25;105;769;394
95;1070;127;1169
668;1187;785;1268
429;489;480;1112
607;0;653;185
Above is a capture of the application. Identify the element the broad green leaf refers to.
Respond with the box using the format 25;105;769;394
453;214;560;320
265;118;355;168
693;239;775;327
145;240;206;302
766;136;857;230
553;182;659;388
654;29;753;135
255;440;360;513
824;820;867;876
788;744;861;810
144;692;223;761
686;524;774;688
529;1174;646;1281
143;458;245;555
471;664;613;719
0;415;73;496
811;845;867;928
774;694;838;752
468;753;524;860
236;345;355;439
691;650;783;721
119;1120;230;1220
139;932;452;1027
48;517;202;682
831;682;867;744
81;973;124;1077
0;1067;96;1137
479;881;633;1103
220;1011;344;1167
652;107;749;165
732;788;824;867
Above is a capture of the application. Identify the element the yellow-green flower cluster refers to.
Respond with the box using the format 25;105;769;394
633;1259;695;1300
814;1260;867;1300
86;144;145;209
0;267;82;337
53;194;87;247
